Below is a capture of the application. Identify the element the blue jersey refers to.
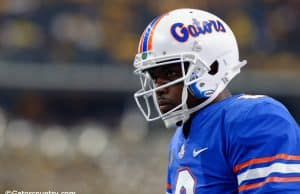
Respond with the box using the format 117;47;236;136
166;94;300;194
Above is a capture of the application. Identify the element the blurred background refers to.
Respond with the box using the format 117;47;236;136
0;0;299;193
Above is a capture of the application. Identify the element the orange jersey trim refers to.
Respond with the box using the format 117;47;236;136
233;154;300;173
238;176;300;192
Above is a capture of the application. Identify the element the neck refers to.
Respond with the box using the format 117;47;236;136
212;88;232;103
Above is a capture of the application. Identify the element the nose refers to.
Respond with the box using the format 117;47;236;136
155;78;168;96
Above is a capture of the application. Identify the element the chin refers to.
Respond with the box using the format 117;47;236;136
159;105;173;113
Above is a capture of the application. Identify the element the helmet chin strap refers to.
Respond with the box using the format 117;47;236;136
162;111;189;129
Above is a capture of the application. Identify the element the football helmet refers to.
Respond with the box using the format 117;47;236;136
133;8;247;129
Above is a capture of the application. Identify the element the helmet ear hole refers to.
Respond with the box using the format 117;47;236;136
208;61;219;75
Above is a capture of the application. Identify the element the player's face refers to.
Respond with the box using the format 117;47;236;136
147;64;183;113
147;63;207;114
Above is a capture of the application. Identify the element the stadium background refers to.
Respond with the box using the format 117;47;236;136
0;0;299;193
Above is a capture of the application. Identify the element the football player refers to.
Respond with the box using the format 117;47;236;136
133;8;300;193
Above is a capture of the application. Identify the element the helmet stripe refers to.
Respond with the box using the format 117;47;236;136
138;30;146;53
147;14;165;51
142;16;159;53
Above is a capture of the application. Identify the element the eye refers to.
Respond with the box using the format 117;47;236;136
166;70;180;80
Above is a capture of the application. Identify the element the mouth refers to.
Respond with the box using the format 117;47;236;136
158;99;174;113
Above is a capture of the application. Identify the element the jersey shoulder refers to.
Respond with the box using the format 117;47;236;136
224;94;296;125
224;95;300;193
223;94;299;144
